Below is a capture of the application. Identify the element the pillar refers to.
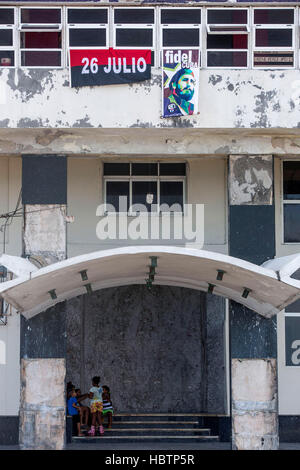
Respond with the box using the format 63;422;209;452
20;155;68;448
19;358;66;450
228;155;278;450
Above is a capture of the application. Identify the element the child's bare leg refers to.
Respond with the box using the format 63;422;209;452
96;411;103;426
83;407;89;426
92;412;96;426
79;408;83;426
77;422;84;437
108;412;112;428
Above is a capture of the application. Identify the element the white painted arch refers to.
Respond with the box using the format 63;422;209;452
0;246;300;319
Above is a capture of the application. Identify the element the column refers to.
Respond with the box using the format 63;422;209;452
20;155;68;449
229;155;278;450
19;359;66;450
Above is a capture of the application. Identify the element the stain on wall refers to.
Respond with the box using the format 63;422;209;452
19;358;66;450
231;358;278;450
0;68;299;129
229;155;273;205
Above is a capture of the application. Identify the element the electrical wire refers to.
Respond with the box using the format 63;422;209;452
1;188;22;254
0;190;66;255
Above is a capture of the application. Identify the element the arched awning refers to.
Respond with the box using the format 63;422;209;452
0;246;300;319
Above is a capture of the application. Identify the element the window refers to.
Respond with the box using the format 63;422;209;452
113;8;155;65
104;162;186;213
283;161;300;243
0;8;15;67
160;8;201;64
19;7;62;67
206;9;249;68
253;8;294;68
0;5;298;70
67;8;108;51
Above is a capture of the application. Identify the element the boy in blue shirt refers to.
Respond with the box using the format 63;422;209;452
67;389;84;437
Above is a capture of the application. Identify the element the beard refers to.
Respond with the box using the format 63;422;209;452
177;88;194;102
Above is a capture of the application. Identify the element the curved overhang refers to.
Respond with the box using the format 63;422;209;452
0;246;300;319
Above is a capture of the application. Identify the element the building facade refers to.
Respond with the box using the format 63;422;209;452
0;0;300;450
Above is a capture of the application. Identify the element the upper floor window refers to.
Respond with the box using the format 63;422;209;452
160;8;201;56
19;7;62;67
67;8;108;50
283;161;300;243
0;8;15;67
113;8;155;65
113;8;155;49
103;162;186;213
253;8;294;68
0;5;298;70
206;8;249;68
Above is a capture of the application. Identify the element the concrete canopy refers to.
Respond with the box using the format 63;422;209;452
0;246;300;319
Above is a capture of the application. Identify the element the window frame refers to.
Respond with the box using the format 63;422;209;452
160;7;202;54
66;7;109;53
0;6;16;69
103;162;186;215
281;158;300;245
206;8;249;70
19;6;63;69
252;6;296;69
0;5;299;72
112;7;156;53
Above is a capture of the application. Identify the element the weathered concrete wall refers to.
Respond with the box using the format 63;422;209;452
66;285;227;413
1;69;300;129
23;205;67;264
228;154;278;449
20;303;67;360
232;359;278;450
2;128;300;157
19;358;66;450
229;155;273;206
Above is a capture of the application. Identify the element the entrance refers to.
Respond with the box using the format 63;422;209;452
66;285;227;414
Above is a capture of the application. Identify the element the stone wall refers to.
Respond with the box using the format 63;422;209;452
66;285;227;413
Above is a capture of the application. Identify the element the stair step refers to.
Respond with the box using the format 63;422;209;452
108;422;200;429
112;421;199;425
73;435;219;443
114;413;226;417
105;428;210;431
87;429;210;436
71;414;221;444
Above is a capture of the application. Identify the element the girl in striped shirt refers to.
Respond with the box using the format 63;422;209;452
102;385;113;429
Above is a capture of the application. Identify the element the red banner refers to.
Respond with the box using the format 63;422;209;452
70;48;152;88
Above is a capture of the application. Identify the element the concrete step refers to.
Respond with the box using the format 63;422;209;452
83;428;211;436
72;414;221;444
111;414;209;422
73;435;220;443
104;421;200;429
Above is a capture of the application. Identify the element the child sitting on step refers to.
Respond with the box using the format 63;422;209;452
67;389;84;437
102;385;114;429
88;375;104;436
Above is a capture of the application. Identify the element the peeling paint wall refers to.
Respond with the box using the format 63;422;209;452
19;358;66;450
229;155;273;205
0;129;300;157
1;69;300;129
24;205;67;264
232;359;278;450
